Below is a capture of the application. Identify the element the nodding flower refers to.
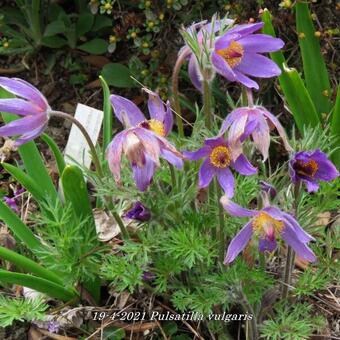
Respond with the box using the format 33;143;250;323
289;149;339;192
0;77;50;146
221;196;316;264
183;136;257;198
106;90;183;191
219;106;292;161
211;22;284;89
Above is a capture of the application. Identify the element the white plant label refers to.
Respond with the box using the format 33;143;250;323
64;103;103;169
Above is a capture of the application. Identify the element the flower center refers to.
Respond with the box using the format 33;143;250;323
210;146;231;168
293;159;318;177
252;212;284;240
139;119;165;136
216;40;244;68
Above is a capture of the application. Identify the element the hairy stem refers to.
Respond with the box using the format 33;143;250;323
172;50;190;139
50;111;103;178
168;163;177;190
240;288;258;340
203;80;213;130
215;179;225;262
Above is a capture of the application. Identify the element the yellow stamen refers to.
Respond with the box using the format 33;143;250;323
210;146;231;168
252;212;284;239
216;40;244;68
295;159;318;177
140;119;165;137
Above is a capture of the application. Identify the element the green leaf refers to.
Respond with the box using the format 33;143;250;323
0;246;63;285
92;15;112;31
76;12;94;37
296;1;332;115
0;89;58;203
0;200;41;250
261;9;320;133
43;20;66;37
2;163;45;203
331;85;340;168
41;35;67;48
41;133;66;176
99;75;112;153
78;38;108;55
61;165;93;221
0;270;76;301
101;63;135;88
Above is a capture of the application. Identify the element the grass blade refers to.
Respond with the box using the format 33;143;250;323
261;9;320;132
0;246;63;285
296;1;332;115
0;200;41;250
100;75;112;154
0;270;77;301
331;85;340;168
41;133;66;176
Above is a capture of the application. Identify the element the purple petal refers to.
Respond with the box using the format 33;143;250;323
125;202;151;222
0;77;48;110
281;212;315;243
232;154;257;175
219;108;245;135
220;196;256;217
251;114;270;161
0;98;44;116
216;168;235;198
161;148;183;169
132;155;156;191
205;136;226;148
188;55;203;92
259;237;277;253
233;69;259;89
305;180;319;193
13;123;47;146
215;32;241;50
163;101;173;135
183;146;210;160
311;150;339;181
198;158;216;188
211;51;237;82
228;113;248;143
110;95;145;127
134;128;161;166
145;89;166;122
236;53;281;78
238;34;284;53
261;107;293;153
281;224;316;262
227;22;264;36
106;131;126;183
224;221;253;264
0;113;47;137
240;114;259;141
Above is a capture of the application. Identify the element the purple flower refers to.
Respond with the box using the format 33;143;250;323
179;18;234;92
259;181;277;199
289;149;339;192
211;23;284;89
124;202;151;222
219;106;292;160
107;90;183;191
0;77;50;146
3;196;19;212
221;196;316;264
183;136;257;198
47;321;60;333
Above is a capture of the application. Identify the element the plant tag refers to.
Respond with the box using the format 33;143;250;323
64;103;103;168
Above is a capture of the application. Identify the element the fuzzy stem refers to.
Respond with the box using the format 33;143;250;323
168;163;177;190
203;80;213;130
246;88;254;108
111;210;129;240
240;289;258;340
172;51;189;139
50;111;104;178
215;179;225;262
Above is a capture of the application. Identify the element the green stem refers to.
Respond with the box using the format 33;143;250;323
169;163;177;190
203;80;213;130
240;288;258;340
112;210;129;240
50;111;104;178
172;51;189;139
215;179;225;262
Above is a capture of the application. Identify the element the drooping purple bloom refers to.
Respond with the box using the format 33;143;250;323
289;149;339;192
183;136;257;198
221;196;316;264
3;196;19;212
107;90;183;191
124;202;151;222
219;106;292;160
260;180;277;199
0;77;50;146
179;17;234;92
211;23;284;89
